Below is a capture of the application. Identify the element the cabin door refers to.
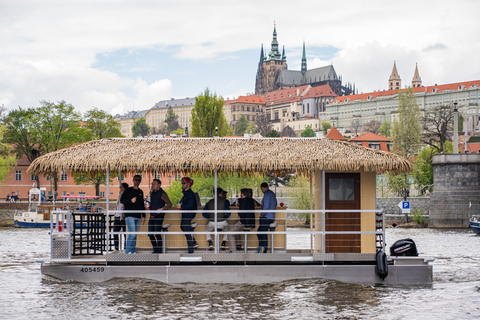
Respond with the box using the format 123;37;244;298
325;173;361;253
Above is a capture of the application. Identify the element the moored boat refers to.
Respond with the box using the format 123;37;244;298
469;215;480;234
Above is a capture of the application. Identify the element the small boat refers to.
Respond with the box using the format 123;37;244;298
469;215;480;234
14;188;99;228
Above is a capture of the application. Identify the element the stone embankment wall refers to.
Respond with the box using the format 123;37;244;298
377;197;430;224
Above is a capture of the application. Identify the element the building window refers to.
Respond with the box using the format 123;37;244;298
60;171;68;181
154;171;161;180
79;192;86;196
99;192;105;198
46;175;52;181
15;170;22;181
369;143;381;150
62;191;68;196
30;174;38;181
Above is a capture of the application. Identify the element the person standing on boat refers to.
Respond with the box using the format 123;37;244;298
179;177;197;254
113;182;128;252
231;188;256;251
121;175;146;254
148;179;172;253
257;182;277;253
202;187;233;251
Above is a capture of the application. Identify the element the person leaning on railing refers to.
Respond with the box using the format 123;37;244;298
178;177;197;254
257;182;277;253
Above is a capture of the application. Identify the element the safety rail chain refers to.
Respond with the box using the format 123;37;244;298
49;209;386;258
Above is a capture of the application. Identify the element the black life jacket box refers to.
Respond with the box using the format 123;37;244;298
389;238;418;256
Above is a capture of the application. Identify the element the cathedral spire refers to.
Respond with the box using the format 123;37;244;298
412;63;422;88
259;43;264;63
301;40;307;75
388;61;401;90
268;22;282;61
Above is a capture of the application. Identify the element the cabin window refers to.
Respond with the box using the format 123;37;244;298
329;178;355;201
60;171;68;181
15;170;22;181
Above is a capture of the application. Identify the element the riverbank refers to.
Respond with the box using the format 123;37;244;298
0;209;15;227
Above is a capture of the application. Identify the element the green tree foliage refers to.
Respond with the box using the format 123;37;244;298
83;107;123;140
164;172;264;207
379;121;391;137
386;172;411;199
131;117;151;137
289;176;315;223
281;125;296;137
391;88;422;158
73;172;115;197
266;129;280;137
255;114;272;137
191;88;228;137
165;106;180;133
170;128;185;135
0;113;17;184
235;114;249;136
412;147;434;194
321;121;332;136
246;123;257;134
3;107;41;164
301;125;316;137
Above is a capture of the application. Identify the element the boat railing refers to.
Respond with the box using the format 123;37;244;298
49;208;386;261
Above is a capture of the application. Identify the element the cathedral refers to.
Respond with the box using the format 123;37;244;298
255;24;354;97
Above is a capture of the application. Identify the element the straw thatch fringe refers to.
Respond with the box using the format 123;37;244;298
27;137;412;175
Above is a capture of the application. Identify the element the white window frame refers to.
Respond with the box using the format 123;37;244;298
60;171;68;181
15;170;22;181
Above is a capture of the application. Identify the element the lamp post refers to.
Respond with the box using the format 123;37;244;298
453;102;458;153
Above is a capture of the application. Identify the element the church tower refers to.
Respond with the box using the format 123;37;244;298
301;41;307;75
255;23;287;96
411;63;422;88
388;61;401;90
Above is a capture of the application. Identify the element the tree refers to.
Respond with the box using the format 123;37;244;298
191;88;228;137
412;147;434;195
73;172;115;197
321;121;332;136
0;110;17;184
301;125;316;137
83;107;123;140
351;119;361;136
170;128;185;135
281;125;296;137
255;114;272;137
235;114;249;136
363;120;381;134
422;105;454;154
165;106;180;133
246;123;257;135
391;88;422;158
131;117;151;137
3;107;41;165
289;176;315;223
379;121;391;137
266;129;280;137
36;100;88;196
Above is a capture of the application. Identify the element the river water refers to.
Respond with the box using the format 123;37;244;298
1;227;479;320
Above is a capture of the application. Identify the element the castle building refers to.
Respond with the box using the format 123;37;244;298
225;95;266;132
255;24;354;97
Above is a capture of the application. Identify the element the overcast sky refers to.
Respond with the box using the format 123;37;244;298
1;0;479;116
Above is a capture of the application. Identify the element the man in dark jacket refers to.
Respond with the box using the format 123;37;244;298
179;177;197;253
120;174;146;254
231;188;256;251
148;179;172;253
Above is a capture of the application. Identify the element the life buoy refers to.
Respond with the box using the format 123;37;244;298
376;250;388;280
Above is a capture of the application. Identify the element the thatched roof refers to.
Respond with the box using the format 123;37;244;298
27;137;412;175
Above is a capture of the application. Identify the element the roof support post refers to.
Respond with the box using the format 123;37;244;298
214;169;218;253
309;168;313;253
106;165;110;252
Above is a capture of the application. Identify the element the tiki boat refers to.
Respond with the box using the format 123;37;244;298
28;137;434;285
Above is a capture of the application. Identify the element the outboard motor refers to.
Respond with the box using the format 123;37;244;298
389;238;418;256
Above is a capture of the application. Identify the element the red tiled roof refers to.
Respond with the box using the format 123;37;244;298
325;127;347;141
331;80;480;104
265;85;310;105
302;84;337;99
460;142;480;153
224;95;265;105
350;132;391;142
